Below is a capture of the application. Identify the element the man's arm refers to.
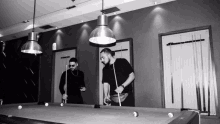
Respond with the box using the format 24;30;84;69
59;72;65;95
59;72;68;101
121;72;135;87
115;72;135;94
103;83;110;98
103;82;111;105
115;58;135;93
121;58;135;87
80;71;86;92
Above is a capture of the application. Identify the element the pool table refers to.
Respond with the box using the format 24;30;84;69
0;102;199;124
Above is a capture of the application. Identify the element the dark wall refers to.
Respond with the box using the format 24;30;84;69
38;0;220;115
111;0;220;110
0;37;40;104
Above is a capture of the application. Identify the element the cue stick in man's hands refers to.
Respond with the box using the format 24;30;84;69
64;64;68;104
113;64;122;106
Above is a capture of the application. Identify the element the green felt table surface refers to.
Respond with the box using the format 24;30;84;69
0;103;199;124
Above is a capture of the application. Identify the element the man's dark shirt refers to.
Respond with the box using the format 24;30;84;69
59;69;85;96
102;58;134;95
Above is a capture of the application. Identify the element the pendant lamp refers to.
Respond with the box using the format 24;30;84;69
21;0;42;54
89;0;116;45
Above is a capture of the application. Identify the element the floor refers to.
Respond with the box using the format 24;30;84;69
201;115;220;124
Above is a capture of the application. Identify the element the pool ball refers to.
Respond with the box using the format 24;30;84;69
18;105;22;109
133;111;139;117
45;103;49;106
168;113;174;118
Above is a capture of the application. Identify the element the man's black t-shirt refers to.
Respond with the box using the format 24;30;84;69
102;58;134;95
59;69;85;96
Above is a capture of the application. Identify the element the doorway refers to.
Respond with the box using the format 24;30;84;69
159;26;218;115
52;48;77;103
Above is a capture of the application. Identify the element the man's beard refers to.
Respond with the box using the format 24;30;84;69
104;59;111;67
70;68;76;71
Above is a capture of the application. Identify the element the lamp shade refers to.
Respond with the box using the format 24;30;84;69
89;14;116;45
21;32;42;54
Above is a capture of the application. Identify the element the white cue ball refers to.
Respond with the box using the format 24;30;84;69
45;103;49;106
168;113;174;118
18;105;22;109
133;111;139;117
60;103;63;106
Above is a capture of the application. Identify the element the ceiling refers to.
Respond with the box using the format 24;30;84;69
0;0;175;41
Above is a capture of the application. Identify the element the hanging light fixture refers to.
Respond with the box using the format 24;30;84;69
89;0;116;45
21;0;42;54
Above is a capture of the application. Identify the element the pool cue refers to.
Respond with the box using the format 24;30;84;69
208;42;211;116
194;35;202;111
63;64;68;104
180;36;184;109
113;63;121;106
171;79;174;104
198;82;202;111
193;35;201;111
196;84;200;110
192;35;200;111
169;45;174;104
199;36;206;112
60;56;70;104
181;83;184;109
208;69;211;115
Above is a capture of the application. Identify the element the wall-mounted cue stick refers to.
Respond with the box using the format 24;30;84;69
196;84;200;110
208;81;211;115
170;45;174;104
208;43;211;116
181;83;184;109
114;49;128;53
198;82;202;111
61;56;70;59
200;37;206;112
171;79;174;103
192;37;201;111
194;35;202;111
180;37;184;109
167;39;205;46
197;84;202;111
202;82;206;112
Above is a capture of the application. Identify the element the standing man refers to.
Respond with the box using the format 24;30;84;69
101;48;135;106
59;58;86;104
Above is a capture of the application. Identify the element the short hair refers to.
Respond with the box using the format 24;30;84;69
100;48;115;56
69;57;78;63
